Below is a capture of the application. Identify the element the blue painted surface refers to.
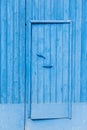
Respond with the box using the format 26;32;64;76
26;0;87;104
30;21;72;119
26;0;87;113
0;0;25;129
0;0;87;129
26;0;87;129
0;0;25;103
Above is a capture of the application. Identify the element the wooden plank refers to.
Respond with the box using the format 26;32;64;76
50;24;57;102
68;22;72;118
1;0;7;103
0;1;1;102
59;0;64;103
31;0;39;104
39;0;45;20
36;0;39;103
62;24;69;102
63;0;72;117
63;0;69;19
50;0;57;103
63;0;70;102
7;0;14;103
31;20;71;24
56;0;64;20
69;0;76;102
75;0;82;102
56;0;64;103
43;0;51;102
56;24;63;103
19;0;25;103
32;0;39;20
31;25;38;103
13;0;19;103
44;24;50;103
80;0;87;101
44;0;51;20
36;0;44;103
42;2;45;102
26;0;32;118
50;0;55;20
37;25;44;103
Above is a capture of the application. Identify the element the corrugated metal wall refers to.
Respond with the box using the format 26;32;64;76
26;0;87;106
0;0;25;103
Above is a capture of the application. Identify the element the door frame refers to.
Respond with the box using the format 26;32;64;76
25;19;72;124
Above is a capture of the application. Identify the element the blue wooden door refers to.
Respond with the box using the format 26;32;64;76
0;0;25;130
30;21;72;119
25;0;87;130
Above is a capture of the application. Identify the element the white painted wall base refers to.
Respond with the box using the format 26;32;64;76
25;103;87;130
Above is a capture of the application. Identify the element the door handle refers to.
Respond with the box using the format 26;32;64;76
42;65;53;68
37;54;46;59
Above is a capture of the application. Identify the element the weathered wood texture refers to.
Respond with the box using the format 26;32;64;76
0;0;86;111
0;0;25;103
26;0;86;106
30;22;72;119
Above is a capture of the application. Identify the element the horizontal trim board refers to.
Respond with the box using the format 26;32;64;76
31;20;72;24
31;103;70;120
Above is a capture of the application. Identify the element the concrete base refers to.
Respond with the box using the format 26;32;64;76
0;104;24;130
25;103;87;130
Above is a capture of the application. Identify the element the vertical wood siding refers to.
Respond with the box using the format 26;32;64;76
80;0;87;102
31;23;71;104
30;21;72;119
0;0;87;104
0;0;25;103
26;0;87;106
